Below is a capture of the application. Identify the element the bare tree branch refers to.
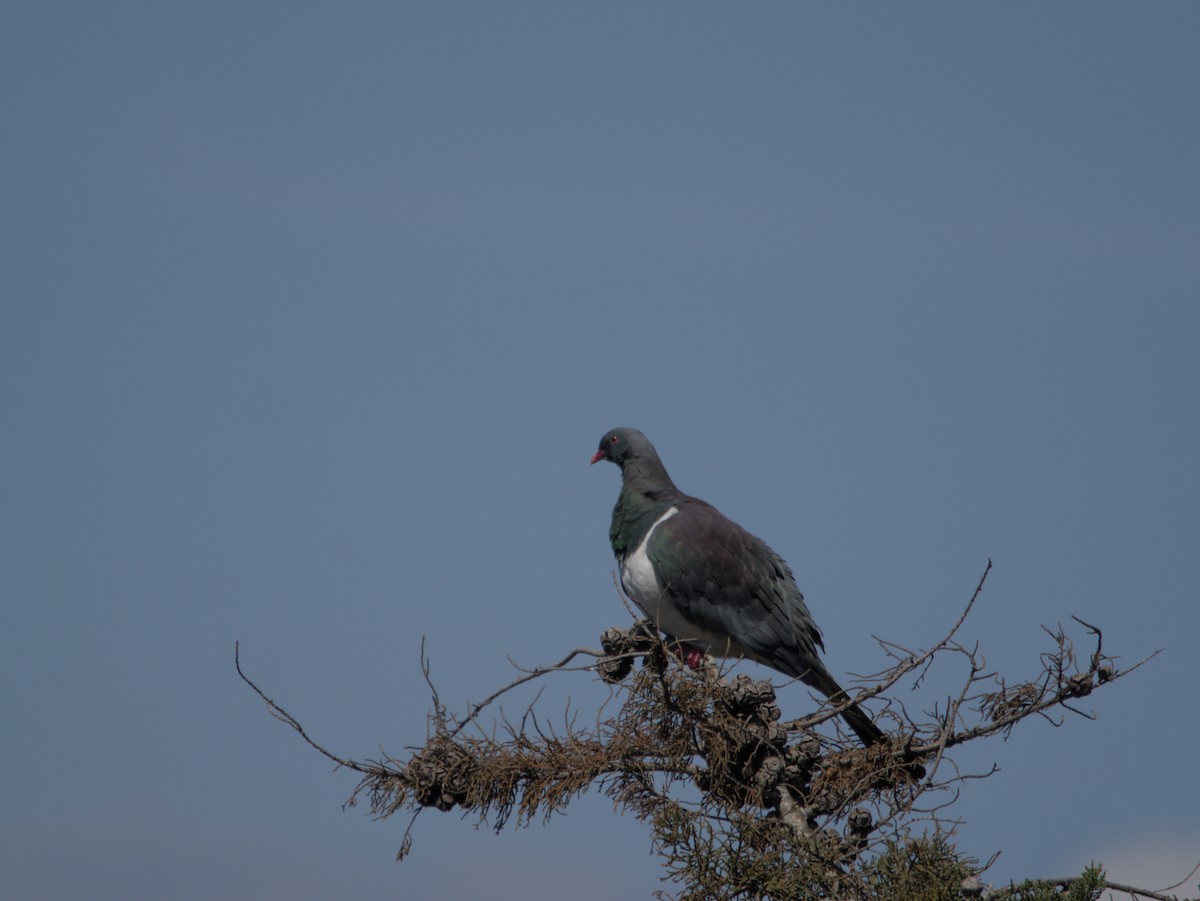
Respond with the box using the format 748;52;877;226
234;641;367;774
237;563;1173;900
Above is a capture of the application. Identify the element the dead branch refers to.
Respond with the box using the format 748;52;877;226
235;641;368;774
237;563;1167;899
989;869;1200;901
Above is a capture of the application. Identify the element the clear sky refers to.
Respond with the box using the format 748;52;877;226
2;3;1198;898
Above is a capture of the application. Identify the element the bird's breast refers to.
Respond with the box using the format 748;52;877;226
617;506;747;656
618;506;678;613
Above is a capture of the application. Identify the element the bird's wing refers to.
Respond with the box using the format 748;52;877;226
645;498;826;679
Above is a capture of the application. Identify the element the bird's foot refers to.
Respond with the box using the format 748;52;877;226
670;642;707;670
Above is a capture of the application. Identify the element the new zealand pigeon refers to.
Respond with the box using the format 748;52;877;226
591;427;885;747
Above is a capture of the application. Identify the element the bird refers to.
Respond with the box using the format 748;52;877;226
591;427;885;747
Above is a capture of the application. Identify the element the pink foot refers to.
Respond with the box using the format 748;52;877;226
667;642;707;669
684;647;706;669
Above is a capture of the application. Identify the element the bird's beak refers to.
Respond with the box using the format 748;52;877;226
589;450;605;465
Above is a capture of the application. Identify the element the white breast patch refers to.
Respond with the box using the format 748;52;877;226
619;505;749;656
619;506;678;611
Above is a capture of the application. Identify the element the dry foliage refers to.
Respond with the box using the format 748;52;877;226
237;562;1185;900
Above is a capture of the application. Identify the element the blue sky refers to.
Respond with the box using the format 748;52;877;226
2;3;1198;898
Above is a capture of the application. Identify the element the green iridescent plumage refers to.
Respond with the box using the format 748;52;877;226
593;427;884;747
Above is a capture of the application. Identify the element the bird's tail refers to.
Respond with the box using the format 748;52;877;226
805;667;886;747
801;664;925;778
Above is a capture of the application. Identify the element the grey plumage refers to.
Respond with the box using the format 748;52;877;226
592;427;884;746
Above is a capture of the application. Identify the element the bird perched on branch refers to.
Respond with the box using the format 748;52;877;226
591;427;884;747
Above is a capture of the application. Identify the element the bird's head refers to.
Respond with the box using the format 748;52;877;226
590;427;652;468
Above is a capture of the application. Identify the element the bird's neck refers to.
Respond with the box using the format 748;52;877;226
610;461;681;557
620;453;677;495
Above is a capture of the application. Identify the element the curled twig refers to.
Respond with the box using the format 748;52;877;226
234;641;367;773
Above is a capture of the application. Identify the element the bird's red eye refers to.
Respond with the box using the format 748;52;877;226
609;435;617;444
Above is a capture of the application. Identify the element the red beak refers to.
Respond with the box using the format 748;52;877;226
589;449;605;465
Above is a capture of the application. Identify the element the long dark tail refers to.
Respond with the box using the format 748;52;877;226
804;667;886;747
800;662;925;778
